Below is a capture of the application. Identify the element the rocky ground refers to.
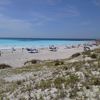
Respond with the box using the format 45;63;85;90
0;48;100;100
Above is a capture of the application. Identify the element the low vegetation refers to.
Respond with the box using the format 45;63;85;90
0;48;100;100
0;64;11;69
24;59;41;65
90;53;97;59
71;52;81;58
35;79;52;90
54;77;66;89
94;48;100;53
54;60;64;66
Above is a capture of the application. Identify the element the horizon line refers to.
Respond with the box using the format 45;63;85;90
0;37;98;40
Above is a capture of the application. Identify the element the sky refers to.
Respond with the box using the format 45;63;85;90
0;0;100;39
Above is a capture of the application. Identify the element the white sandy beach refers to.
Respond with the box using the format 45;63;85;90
0;45;99;67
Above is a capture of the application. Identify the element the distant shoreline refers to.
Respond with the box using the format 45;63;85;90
0;37;97;41
0;39;94;49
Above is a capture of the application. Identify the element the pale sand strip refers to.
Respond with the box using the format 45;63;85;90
0;46;99;67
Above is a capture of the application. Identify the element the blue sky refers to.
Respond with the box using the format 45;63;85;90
0;0;100;38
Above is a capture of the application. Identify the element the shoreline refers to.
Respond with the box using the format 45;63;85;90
0;40;96;50
0;44;99;68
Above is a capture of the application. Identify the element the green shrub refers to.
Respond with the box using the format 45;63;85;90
71;53;81;58
86;85;90;89
24;59;40;65
19;97;26;100
0;96;3;100
31;60;39;64
54;77;66;89
35;79;52;90
90;53;97;59
54;60;64;66
39;95;44;100
0;64;11;69
65;74;79;88
91;78;100;85
69;89;77;98
58;90;66;99
16;80;22;85
82;51;91;56
94;48;100;53
63;66;68;70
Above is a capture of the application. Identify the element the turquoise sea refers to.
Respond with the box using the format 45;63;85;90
0;38;95;49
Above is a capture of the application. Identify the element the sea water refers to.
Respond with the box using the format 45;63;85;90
0;38;94;49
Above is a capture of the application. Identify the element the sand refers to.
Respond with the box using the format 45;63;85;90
0;45;99;67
